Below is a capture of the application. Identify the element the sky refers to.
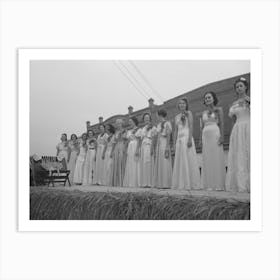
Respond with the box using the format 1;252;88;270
30;60;250;156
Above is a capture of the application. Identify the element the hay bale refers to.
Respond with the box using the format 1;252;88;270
30;188;250;220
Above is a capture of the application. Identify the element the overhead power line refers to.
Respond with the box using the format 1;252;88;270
129;60;165;103
119;61;152;100
113;60;149;100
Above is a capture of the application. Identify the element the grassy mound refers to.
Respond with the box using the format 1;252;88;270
30;188;250;220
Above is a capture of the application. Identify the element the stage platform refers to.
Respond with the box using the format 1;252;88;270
32;185;250;202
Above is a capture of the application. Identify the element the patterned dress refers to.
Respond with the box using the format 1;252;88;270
56;142;69;168
139;124;157;187
153;121;173;189
111;129;127;187
104;135;115;186
94;133;108;185
82;138;96;186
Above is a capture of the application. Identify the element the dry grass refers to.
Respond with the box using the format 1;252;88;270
30;188;250;220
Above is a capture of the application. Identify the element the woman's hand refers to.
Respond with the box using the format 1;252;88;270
170;146;175;156
164;148;170;159
135;150;140;158
110;152;114;158
218;137;224;146
187;139;192;148
102;153;105;160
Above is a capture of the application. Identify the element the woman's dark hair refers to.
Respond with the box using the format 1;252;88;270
234;77;249;93
87;130;94;137
70;134;78;140
81;133;87;140
130;116;139;127
157;109;167;118
99;124;105;130
106;124;115;134
177;98;189;111
203;91;219;106
61;133;67;140
142;112;151;122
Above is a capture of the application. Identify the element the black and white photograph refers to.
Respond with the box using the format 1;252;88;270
27;53;252;221
2;1;280;280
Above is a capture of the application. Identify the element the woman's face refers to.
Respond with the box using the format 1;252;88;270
88;130;94;138
129;118;135;128
61;134;67;141
157;114;164;122
100;125;105;133
105;125;111;135
204;93;214;106
144;114;151;124
116;119;123;129
235;81;247;96
178;100;187;111
82;134;87;141
71;134;77;141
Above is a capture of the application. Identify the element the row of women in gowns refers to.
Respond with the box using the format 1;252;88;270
56;77;250;192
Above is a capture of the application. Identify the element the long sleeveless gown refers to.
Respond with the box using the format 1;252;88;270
201;111;226;190
73;142;87;184
139;124;156;187
172;113;200;190
226;102;250;192
111;130;127;187
153;121;173;189
94;133;108;185
123;129;141;187
82;139;96;186
68;140;79;184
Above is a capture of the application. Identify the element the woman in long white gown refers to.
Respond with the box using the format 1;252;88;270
56;133;69;168
200;92;226;190
123;117;141;188
139;113;156;188
82;130;96;186
68;134;79;184
226;77;250;192
73;133;88;185
172;98;201;190
153;109;173;189
111;119;127;187
94;124;108;185
102;124;116;186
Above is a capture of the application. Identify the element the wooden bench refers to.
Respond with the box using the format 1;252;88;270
30;156;71;187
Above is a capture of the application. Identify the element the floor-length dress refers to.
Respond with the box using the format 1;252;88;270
172;113;200;190
226;102;250;192
123;129;141;187
201;111;226;190
139;125;156;187
56;142;69;168
153;121;173;189
68;140;79;184
111;130;127;187
73;142;87;184
82;139;96;186
104;135;115;186
94;133;108;185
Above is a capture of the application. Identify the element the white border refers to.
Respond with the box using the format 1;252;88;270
18;48;262;232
